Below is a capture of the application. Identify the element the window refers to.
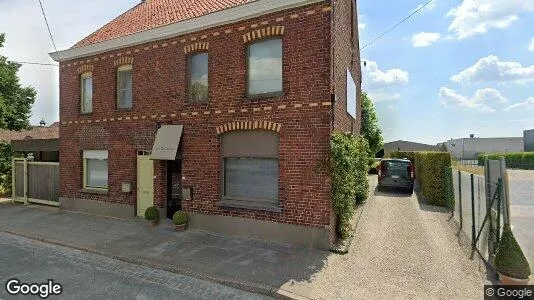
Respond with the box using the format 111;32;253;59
80;72;93;113
188;53;208;103
221;131;279;211
83;150;108;190
247;39;283;96
117;65;133;109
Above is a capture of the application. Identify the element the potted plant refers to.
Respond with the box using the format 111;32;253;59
172;211;188;232
494;224;531;285
144;206;160;227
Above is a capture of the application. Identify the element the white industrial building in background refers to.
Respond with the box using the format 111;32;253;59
445;134;524;160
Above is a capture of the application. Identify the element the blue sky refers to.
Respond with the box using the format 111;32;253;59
360;0;534;144
0;0;533;144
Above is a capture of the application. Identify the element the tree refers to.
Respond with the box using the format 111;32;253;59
361;91;383;158
0;33;37;194
0;33;36;131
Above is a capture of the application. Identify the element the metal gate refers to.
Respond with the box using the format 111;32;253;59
12;158;59;206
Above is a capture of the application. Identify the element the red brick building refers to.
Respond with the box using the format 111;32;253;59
50;0;361;249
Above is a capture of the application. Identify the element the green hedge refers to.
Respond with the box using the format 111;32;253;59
388;151;416;163
330;133;370;239
478;152;534;170
414;152;453;207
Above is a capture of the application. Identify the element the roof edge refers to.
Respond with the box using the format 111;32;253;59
50;0;325;62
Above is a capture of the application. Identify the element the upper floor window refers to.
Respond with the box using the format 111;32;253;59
247;39;283;97
188;53;208;103
80;72;93;113
117;64;133;109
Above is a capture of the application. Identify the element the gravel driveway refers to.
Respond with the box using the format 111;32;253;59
310;176;488;299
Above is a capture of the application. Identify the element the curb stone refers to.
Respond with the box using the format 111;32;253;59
2;230;277;298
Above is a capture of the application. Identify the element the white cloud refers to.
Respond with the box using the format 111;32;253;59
451;55;534;84
447;0;534;39
505;98;534;111
529;38;534;52
412;32;441;48
439;87;508;113
363;60;409;89
368;92;401;103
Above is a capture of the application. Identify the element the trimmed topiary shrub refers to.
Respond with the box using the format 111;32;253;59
172;211;188;225
495;224;531;280
414;152;453;207
144;206;159;221
478;152;534;170
330;132;370;239
388;151;416;163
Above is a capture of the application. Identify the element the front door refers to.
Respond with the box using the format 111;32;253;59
166;160;182;219
137;153;154;217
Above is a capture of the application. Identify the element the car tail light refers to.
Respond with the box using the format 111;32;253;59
409;164;415;179
378;163;384;179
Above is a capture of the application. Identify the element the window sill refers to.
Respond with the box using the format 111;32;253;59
80;112;92;116
116;107;133;111
247;92;284;101
219;199;282;213
185;101;210;106
79;188;109;195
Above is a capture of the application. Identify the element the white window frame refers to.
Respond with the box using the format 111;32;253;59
80;71;93;114
117;64;133;109
83;150;108;191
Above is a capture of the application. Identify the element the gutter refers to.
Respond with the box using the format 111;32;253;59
49;0;325;62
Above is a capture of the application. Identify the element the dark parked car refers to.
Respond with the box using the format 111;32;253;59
377;159;415;193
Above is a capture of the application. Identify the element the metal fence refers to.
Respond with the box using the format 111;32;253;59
12;158;59;206
452;159;507;268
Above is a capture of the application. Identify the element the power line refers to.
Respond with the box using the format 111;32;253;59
38;0;58;53
12;61;59;67
361;0;435;51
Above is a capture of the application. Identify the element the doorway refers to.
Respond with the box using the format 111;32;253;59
137;152;154;217
166;160;182;219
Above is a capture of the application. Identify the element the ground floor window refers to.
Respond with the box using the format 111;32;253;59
83;150;108;190
221;130;279;210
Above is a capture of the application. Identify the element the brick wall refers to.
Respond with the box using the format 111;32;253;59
59;3;337;230
332;0;362;135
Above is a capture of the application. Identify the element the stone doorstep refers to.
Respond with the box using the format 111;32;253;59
1;230;278;298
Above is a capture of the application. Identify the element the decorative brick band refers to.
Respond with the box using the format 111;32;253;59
216;121;281;135
184;42;209;54
243;26;285;43
77;64;93;74
113;57;133;67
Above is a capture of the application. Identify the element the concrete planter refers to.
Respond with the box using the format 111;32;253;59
499;273;531;285
149;220;159;227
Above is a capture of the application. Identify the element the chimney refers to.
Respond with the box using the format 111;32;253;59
469;134;474;139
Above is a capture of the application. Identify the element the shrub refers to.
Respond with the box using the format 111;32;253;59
388;151;416;163
172;211;188;225
144;206;159;221
330;133;370;239
478;152;534;170
414;152;453;207
495;224;531;279
368;160;380;175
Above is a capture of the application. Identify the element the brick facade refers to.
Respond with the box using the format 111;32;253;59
58;1;361;248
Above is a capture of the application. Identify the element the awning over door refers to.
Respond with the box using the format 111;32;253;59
151;125;183;160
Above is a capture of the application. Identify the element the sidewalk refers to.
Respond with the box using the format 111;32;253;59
0;203;328;297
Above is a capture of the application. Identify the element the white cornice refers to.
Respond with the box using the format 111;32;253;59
49;0;325;62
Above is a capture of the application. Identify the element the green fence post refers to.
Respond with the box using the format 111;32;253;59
471;173;476;251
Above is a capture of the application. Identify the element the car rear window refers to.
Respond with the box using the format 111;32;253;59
383;161;411;176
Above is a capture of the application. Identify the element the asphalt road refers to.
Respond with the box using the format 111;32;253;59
0;232;269;300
